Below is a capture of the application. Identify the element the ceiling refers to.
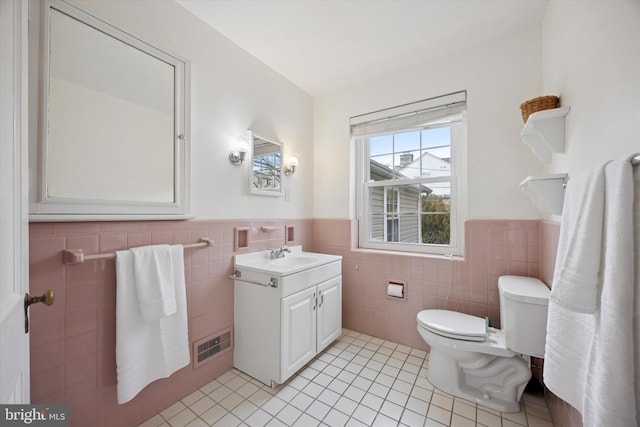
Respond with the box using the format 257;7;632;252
176;0;549;97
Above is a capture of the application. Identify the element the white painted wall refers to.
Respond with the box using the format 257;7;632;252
29;0;314;220
313;29;545;220
543;0;640;177
39;1;631;223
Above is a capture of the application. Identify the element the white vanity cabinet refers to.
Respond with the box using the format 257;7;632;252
281;276;342;381
232;247;342;386
316;277;342;351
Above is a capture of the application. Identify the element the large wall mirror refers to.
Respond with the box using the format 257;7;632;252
249;130;283;196
29;0;190;220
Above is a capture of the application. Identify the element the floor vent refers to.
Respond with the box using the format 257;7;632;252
193;327;233;369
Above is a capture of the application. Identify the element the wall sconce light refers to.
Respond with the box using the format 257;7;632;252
229;140;250;166
284;156;299;176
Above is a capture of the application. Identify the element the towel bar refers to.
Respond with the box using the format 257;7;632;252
260;226;280;233
229;270;278;288
63;238;214;265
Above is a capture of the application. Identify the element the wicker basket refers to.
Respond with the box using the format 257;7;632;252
520;95;559;123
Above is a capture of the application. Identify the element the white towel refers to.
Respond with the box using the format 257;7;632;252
131;244;176;322
544;166;606;409
549;163;606;313
543;300;593;412
582;157;637;426
115;244;190;404
544;155;639;426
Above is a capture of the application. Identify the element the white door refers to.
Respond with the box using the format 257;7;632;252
317;276;342;352
281;286;317;381
0;0;30;404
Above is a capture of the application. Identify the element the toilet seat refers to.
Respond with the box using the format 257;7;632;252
417;309;487;342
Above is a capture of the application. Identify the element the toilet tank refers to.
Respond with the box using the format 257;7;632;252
498;275;550;358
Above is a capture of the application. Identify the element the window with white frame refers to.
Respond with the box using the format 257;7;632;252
352;91;467;255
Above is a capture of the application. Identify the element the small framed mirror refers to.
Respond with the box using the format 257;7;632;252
249;130;283;196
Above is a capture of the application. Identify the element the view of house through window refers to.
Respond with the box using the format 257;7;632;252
353;91;466;255
369;127;452;245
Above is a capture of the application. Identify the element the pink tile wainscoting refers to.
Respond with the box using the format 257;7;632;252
314;219;542;349
28;219;313;426
29;218;579;426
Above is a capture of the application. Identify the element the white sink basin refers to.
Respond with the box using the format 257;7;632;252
269;256;319;268
234;246;341;276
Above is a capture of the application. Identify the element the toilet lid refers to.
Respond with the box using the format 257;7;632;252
417;309;487;342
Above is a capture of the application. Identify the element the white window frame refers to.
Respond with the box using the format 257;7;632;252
353;92;467;256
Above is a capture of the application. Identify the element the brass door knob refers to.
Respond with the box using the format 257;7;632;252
25;289;55;307
24;290;55;333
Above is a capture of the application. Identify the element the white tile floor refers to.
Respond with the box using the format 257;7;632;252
139;329;554;427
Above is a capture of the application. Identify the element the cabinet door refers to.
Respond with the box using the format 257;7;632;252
281;286;317;381
317;276;342;352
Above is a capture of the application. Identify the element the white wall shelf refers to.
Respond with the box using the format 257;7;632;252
521;107;570;162
520;173;568;216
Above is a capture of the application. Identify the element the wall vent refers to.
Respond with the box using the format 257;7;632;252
193;327;233;369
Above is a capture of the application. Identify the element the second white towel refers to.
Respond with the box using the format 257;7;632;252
131;244;176;322
549;163;605;313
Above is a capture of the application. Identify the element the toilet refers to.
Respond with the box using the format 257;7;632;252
417;275;550;413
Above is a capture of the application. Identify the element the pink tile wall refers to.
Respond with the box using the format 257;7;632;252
313;217;582;426
28;219;313;427
311;219;541;349
29;217;579;426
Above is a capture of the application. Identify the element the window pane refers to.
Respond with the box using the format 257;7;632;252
369;134;393;180
369;186;385;241
394;131;421;177
398;212;419;243
421;191;451;245
423;181;450;199
394;130;420;152
420;127;451;178
370;134;393;156
421;213;450;245
369;212;385;242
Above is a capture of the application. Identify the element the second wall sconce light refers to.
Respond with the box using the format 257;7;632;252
284;156;299;176
229;139;250;166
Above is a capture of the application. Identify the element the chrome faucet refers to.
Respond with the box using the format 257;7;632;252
269;246;291;259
